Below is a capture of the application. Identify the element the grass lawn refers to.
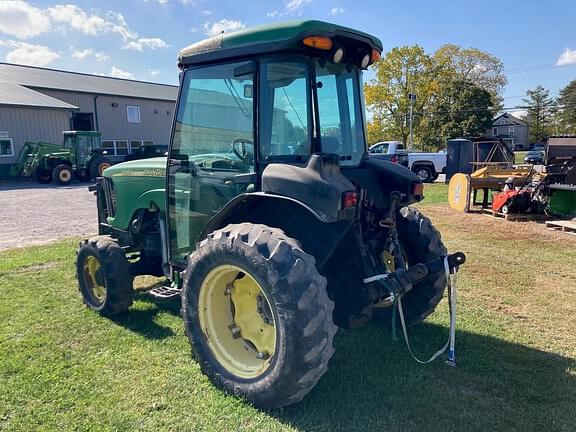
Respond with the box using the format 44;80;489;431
515;151;528;164
1;188;575;431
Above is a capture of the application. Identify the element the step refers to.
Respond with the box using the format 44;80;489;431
147;285;182;300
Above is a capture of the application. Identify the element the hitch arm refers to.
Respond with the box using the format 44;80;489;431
364;252;466;300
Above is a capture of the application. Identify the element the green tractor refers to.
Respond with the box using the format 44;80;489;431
11;131;112;185
76;20;466;408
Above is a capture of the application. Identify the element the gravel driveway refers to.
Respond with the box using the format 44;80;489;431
0;181;97;251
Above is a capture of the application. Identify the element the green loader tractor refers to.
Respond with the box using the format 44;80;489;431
76;20;466;408
11;130;112;185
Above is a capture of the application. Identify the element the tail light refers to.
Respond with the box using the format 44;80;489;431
390;155;398;163
302;36;333;50
342;191;358;209
412;182;424;197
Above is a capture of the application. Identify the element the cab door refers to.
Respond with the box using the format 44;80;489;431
167;61;256;267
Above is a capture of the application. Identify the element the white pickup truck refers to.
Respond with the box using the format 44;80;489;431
408;151;447;182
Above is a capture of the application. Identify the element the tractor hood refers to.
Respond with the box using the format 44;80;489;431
104;157;167;179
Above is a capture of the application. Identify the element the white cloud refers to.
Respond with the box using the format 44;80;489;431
45;4;167;51
147;68;161;76
123;38;169;51
267;0;311;18
108;66;135;79
71;48;109;61
0;40;60;66
201;10;212;15
0;0;51;39
286;0;311;13
47;5;137;41
203;19;246;36
330;7;345;15
556;48;576;66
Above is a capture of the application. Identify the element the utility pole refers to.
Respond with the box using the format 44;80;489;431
408;90;416;151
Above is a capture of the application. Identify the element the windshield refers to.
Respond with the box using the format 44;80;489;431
315;60;366;166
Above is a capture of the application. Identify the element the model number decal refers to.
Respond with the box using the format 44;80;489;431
143;168;166;177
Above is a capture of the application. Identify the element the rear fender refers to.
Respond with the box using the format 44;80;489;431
200;192;353;267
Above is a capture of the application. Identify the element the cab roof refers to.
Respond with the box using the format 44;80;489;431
178;20;383;66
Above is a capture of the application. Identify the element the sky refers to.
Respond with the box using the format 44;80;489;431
1;0;575;116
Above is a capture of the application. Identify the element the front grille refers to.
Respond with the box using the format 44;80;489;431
103;177;116;218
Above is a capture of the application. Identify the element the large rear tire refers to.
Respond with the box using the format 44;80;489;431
181;223;337;408
373;207;447;326
76;236;134;316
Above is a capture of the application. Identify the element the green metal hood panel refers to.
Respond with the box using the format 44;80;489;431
178;20;383;64
104;157;167;230
104;157;167;178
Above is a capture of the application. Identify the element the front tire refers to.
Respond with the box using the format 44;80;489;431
52;164;73;185
76;236;134;316
182;223;337;408
373;207;447;326
32;167;52;184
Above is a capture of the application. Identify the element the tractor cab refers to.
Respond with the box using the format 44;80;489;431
168;20;387;262
62;131;104;171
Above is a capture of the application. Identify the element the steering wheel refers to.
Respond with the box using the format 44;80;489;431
232;138;254;162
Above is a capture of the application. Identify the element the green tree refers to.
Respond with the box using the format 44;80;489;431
557;79;576;134
365;44;506;151
364;45;438;147
431;80;494;142
433;44;507;109
523;85;557;144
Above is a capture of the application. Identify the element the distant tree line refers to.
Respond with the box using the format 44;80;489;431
522;81;576;144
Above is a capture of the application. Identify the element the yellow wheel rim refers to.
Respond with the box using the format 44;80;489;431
84;255;106;303
98;163;111;175
198;264;276;379
60;169;71;182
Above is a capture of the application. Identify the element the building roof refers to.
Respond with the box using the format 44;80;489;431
493;113;528;126
0;81;78;110
0;63;178;102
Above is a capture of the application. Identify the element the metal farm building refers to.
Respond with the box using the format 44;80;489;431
0;63;177;179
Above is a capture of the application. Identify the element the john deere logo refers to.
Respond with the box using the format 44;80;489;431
143;168;166;177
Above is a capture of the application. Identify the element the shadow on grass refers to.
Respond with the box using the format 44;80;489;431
110;285;181;340
276;323;575;432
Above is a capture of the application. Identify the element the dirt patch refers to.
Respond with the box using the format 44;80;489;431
421;204;576;354
422;205;576;245
14;262;60;275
